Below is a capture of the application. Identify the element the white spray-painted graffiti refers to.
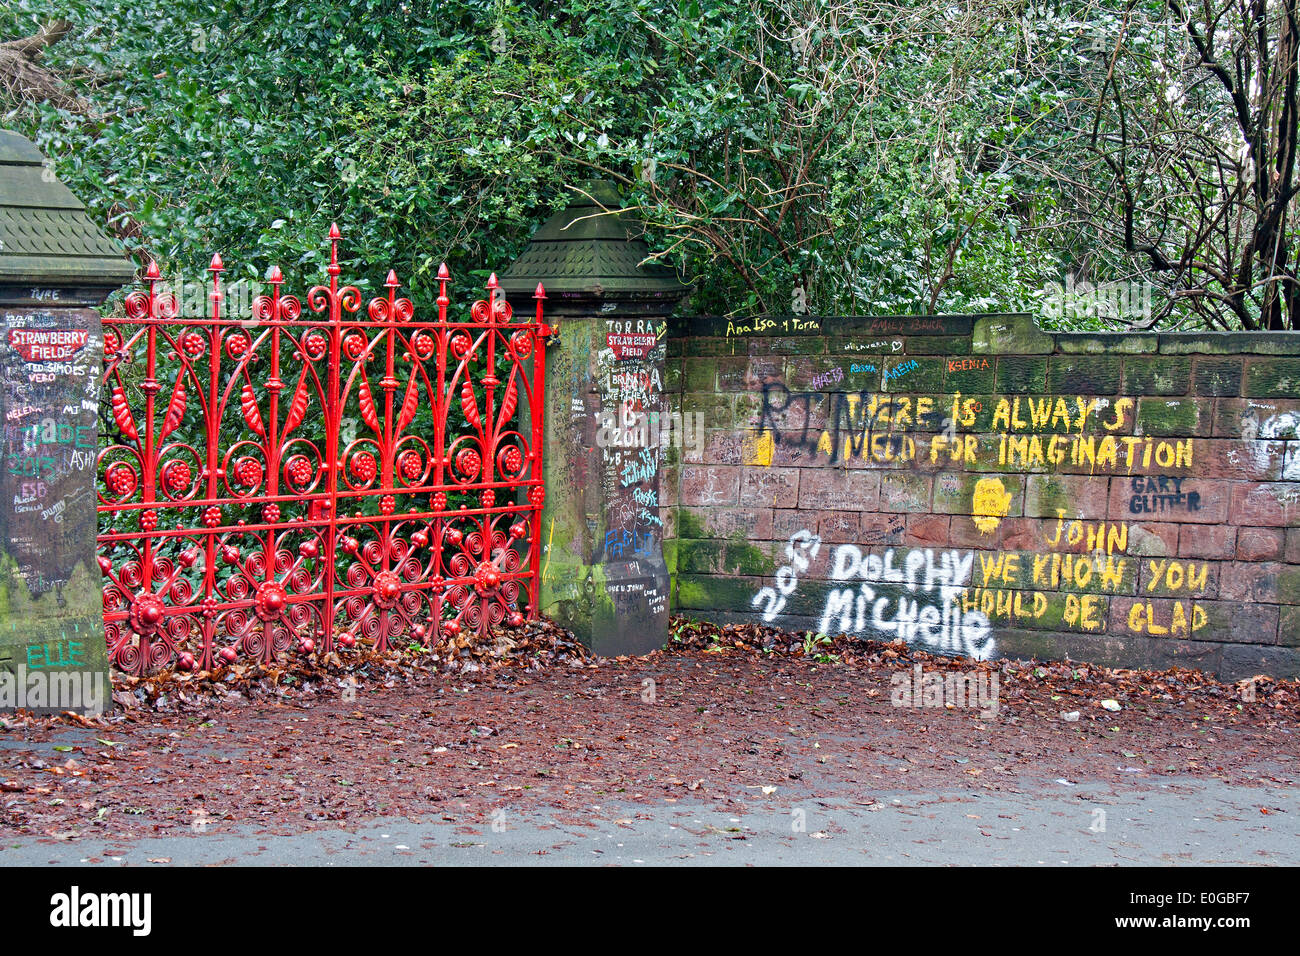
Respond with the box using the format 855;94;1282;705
753;533;997;661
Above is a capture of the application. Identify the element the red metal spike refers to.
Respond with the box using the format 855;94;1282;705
328;222;341;240
487;273;499;290
268;265;284;284
437;263;450;279
534;282;546;299
385;269;399;288
210;253;224;272
145;260;161;280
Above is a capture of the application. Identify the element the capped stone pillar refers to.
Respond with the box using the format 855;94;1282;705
501;181;689;655
0;130;134;713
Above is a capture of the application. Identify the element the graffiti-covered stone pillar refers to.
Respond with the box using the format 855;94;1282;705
0;131;134;713
502;181;689;655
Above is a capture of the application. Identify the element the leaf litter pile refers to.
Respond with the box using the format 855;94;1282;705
1;616;1295;842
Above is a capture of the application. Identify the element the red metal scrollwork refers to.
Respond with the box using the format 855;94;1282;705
97;225;547;674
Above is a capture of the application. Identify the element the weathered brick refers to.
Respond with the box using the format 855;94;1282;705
904;512;951;547
1245;358;1300;398
773;508;816;540
1235;527;1284;561
1211;398;1300;438
1123;521;1182;557
1122;356;1192;395
1220;645;1299;680
857;511;909;547
1190;439;1287;481
679;464;740;506
1281;605;1300;647
1056;333;1158;355
828;337;906;363
797;468;880;511
1047;355;1122;394
1179;523;1236;559
879;473;932;512
747;333;826;355
819;510;864;543
1229;482;1300;526
1107;475;1229;524
740;466;801;507
995;356;1049;393
906;335;970;355
1192;357;1243;396
1135;397;1213;436
1287;528;1300;563
1217;562;1299;603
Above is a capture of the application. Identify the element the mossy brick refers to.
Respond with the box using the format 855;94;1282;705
995;356;1048;393
666;337;685;358
1055;333;1158;354
733;392;765;424
943;356;996;392
1159;331;1300;355
682;357;718;392
675;539;725;574
1192;357;1243;396
841;356;884;390
1135;397;1212;436
1023;473;1111;519
904;335;970;355
1281;605;1300;646
675;574;761;611
931;472;1025;517
1047;356;1122;394
662;358;683;391
1245;359;1300;398
972;313;1054;354
723;540;778;576
1122;356;1191;395
681;392;732;421
882;356;945;392
1158;333;1240;355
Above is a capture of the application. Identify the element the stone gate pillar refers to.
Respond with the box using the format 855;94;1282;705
501;181;689;655
0;130;134;713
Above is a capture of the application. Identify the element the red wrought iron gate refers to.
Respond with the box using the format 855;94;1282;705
97;225;548;674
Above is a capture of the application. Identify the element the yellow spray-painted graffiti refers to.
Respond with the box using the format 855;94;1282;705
742;429;775;466
971;477;1012;534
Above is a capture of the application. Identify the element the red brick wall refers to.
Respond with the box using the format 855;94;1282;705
663;313;1300;679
